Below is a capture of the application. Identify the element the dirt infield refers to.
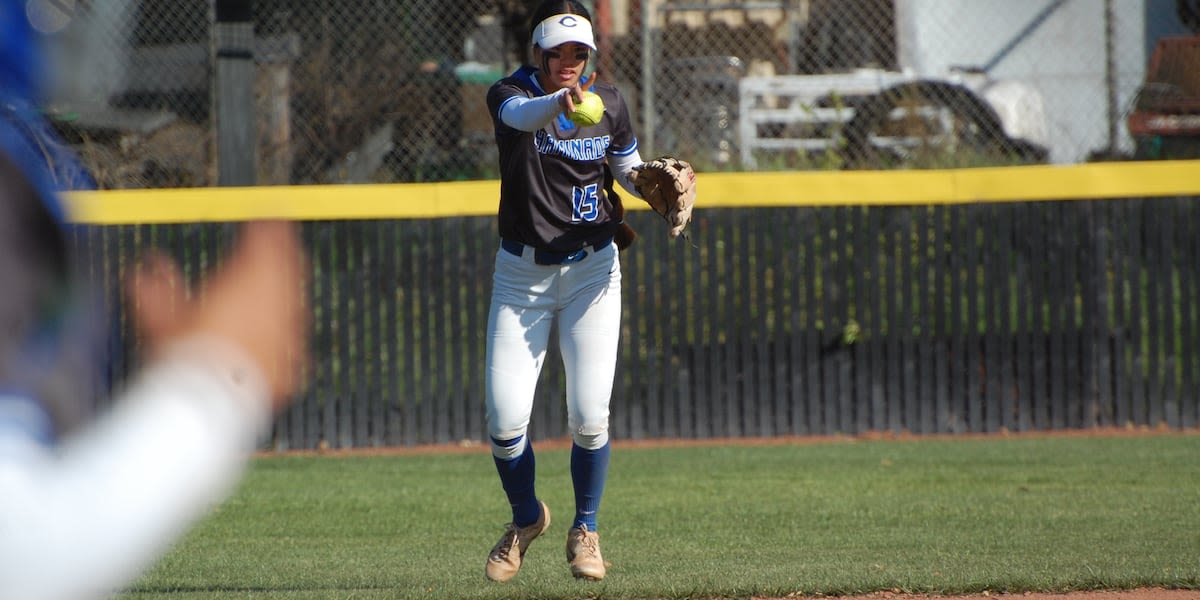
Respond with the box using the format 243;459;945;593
786;590;1199;600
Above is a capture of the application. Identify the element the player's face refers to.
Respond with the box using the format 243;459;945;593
539;42;590;91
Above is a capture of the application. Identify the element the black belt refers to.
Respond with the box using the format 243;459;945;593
501;237;612;265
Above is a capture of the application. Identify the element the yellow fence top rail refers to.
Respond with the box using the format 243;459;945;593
64;160;1200;225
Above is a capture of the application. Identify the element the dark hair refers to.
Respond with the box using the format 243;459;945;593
528;0;592;43
0;154;68;334
0;153;102;441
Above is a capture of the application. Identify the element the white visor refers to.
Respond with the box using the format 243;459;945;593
531;13;596;51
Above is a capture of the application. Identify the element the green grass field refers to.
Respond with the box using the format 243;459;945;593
120;433;1200;600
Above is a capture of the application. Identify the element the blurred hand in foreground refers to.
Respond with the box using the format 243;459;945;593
125;220;311;411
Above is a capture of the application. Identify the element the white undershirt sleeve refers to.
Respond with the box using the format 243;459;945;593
608;150;646;200
0;335;273;600
499;89;569;132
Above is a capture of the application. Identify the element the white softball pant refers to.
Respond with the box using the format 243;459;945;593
485;240;621;457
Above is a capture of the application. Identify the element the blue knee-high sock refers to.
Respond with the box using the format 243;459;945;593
570;440;610;531
492;436;541;527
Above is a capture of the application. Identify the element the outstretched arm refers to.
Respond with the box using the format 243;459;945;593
0;221;310;600
499;73;600;131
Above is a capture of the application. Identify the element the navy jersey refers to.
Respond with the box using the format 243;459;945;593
487;66;638;253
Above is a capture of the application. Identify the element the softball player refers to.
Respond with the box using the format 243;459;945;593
0;6;309;596
482;0;648;583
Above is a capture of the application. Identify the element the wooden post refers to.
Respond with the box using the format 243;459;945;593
214;0;257;186
594;0;613;78
257;34;299;185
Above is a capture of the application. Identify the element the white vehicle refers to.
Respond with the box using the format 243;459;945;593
737;66;1050;169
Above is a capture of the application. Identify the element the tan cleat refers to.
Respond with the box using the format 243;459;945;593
565;525;606;580
485;501;550;582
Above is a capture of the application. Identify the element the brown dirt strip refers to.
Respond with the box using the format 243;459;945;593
263;425;1200;458
776;589;1199;600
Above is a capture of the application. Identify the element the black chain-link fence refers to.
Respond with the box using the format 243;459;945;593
38;0;1200;188
72;197;1200;449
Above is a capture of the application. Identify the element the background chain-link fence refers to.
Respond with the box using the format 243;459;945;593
39;0;1200;188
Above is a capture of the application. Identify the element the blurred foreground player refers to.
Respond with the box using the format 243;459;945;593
0;5;311;599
